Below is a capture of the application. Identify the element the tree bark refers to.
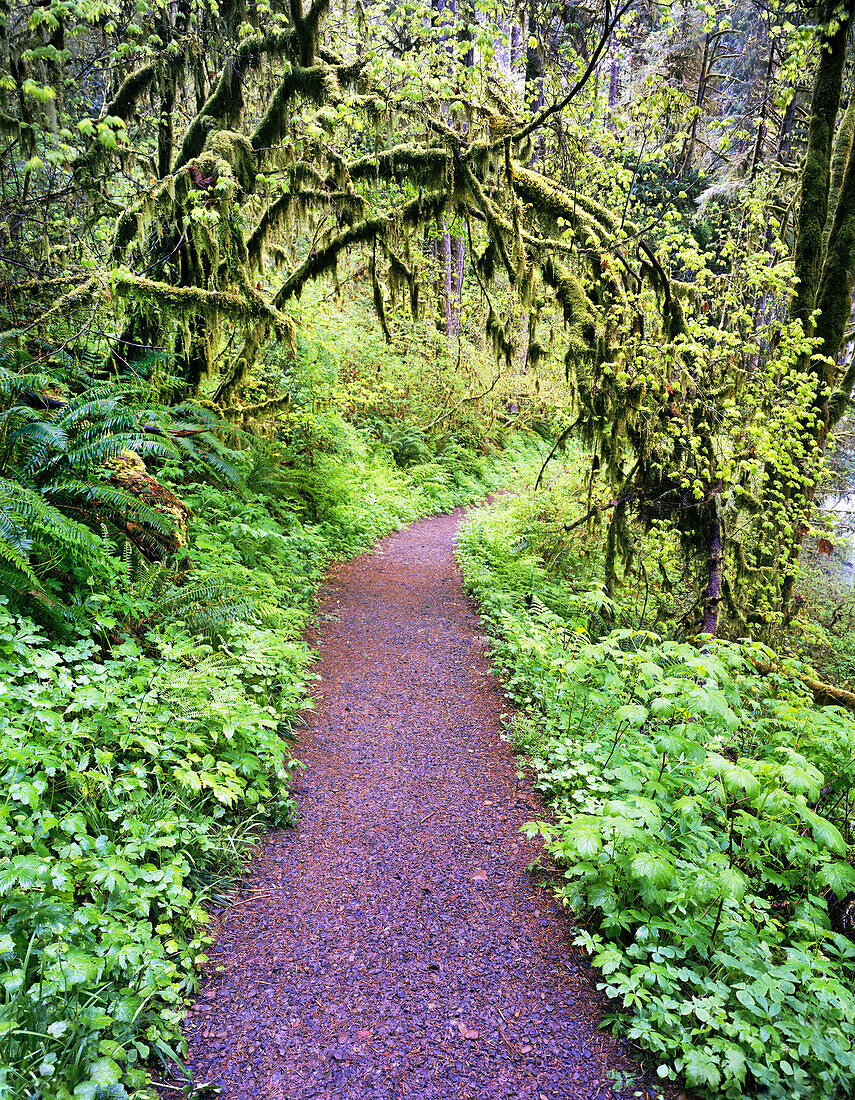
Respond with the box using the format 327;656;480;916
775;0;855;612
791;1;854;334
701;504;723;635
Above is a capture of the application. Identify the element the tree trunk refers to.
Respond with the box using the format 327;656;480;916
511;17;523;84
791;2;853;335
442;226;454;335
607;56;619;131
701;504;723;635
776;0;855;611
749;30;776;180
524;7;544;165
451;234;464;336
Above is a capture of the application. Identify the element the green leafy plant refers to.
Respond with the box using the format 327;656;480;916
458;497;855;1100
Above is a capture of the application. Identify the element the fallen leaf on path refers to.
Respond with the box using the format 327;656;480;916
472;869;487;882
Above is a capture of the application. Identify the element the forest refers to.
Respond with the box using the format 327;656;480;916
3;0;855;1095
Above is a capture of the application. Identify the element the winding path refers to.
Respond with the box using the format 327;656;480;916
181;506;648;1100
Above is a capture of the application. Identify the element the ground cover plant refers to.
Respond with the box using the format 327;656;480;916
0;280;545;1099
457;491;855;1100
12;0;855;1093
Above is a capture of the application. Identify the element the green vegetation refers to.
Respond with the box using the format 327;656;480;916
6;0;855;1095
0;283;543;1098
458;490;855;1099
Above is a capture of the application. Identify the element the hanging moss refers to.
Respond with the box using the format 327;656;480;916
476;240;497;284
208;130;257;194
385;246;419;321
348;144;448;187
485;307;516;373
251;65;337;153
460;162;519;286
370;256;392;343
271;190;443;306
174;30;292;172
247;185;365;270
112;272;276;323
511;165;611;243
541;256;597;346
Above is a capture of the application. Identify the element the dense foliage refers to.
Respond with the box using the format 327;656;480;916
458;490;855;1099
0;280;544;1098
8;0;855;631
5;0;855;1095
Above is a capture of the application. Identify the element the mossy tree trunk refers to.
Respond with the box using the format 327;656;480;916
773;0;855;612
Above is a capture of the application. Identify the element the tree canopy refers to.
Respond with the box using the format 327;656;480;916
6;0;855;636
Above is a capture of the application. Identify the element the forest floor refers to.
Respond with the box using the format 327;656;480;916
170;505;662;1100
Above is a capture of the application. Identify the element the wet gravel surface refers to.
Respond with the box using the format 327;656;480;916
179;507;654;1100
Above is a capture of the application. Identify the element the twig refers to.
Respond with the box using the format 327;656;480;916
234;892;274;906
417;808;438;825
497;1027;514;1050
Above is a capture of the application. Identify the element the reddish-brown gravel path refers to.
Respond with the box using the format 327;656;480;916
181;507;652;1100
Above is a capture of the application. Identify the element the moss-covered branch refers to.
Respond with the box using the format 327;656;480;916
348;144;448;186
112;272;285;324
540;256;597;349
272;191;446;306
251;65;338;152
302;0;332;65
173;31;292;172
247;188;366;269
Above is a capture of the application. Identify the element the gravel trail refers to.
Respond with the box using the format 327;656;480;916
180;506;650;1100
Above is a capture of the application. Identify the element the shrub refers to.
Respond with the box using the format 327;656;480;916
457;500;855;1100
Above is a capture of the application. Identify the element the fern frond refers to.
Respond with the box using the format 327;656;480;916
0;534;40;587
168;433;247;491
136;558;172;601
43;480;177;539
149;576;259;634
0;477;102;553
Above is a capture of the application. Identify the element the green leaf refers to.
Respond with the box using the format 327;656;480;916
45;949;100;986
630;850;674;888
615;703;648;727
809;816;847;856
817;860;855;899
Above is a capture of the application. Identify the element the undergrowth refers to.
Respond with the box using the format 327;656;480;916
0;415;543;1100
457;493;855;1100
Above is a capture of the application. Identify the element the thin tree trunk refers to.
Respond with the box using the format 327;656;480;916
524;4;543;164
607;56;619;130
510;18;522;81
750;31;776;180
680;33;710;176
451;234;464;336
701;505;723;635
158;71;176;179
442;227;454;336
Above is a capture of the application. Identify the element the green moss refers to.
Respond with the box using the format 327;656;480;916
349;143;448;187
791;0;852;332
541;256;597;348
251;65;332;153
174;30;292;172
